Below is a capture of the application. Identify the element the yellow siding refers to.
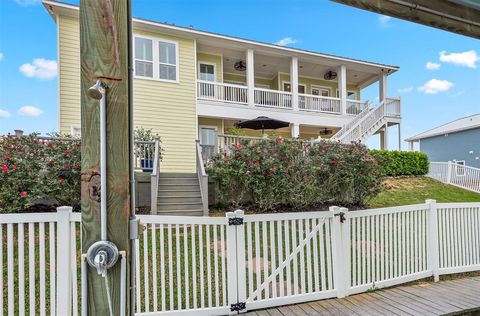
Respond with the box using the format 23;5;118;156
197;53;222;82
58;17;197;173
58;16;81;133
223;73;274;88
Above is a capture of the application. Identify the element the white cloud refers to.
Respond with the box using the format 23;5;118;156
0;109;11;118
18;106;43;117
418;79;454;94
425;61;441;70
397;86;413;93
439;50;479;68
378;15;392;25
0;53;3;61
19;58;57;80
275;37;298;47
15;0;40;6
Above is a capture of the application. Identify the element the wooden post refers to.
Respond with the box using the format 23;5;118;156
80;0;131;314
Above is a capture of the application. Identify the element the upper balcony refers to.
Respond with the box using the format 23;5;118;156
197;80;369;116
194;45;398;128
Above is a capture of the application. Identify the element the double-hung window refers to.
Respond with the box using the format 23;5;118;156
134;36;178;82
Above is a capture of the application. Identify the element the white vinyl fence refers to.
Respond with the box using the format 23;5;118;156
1;201;480;315
429;161;480;193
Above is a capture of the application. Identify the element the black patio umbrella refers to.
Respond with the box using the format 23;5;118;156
235;116;290;135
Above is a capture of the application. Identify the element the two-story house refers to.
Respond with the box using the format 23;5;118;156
44;0;402;215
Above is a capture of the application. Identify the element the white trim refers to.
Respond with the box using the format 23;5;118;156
133;34;180;83
194;39;198;138
197;61;216;82
335;89;358;100
198;125;218;146
43;1;399;73
56;15;61;132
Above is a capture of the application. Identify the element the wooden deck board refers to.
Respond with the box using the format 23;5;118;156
246;276;480;315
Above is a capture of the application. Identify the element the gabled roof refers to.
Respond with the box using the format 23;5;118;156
405;113;480;142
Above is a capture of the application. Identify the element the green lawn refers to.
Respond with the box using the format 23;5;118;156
368;176;480;208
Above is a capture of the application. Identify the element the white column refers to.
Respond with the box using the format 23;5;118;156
379;70;388;102
426;199;440;282
338;65;347;115
291;56;299;111
291;123;300;138
398;123;402;151
383;123;389;150
408;141;414;152
56;206;72;316
246;49;255;107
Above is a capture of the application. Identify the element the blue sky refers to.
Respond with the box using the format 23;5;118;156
0;0;479;149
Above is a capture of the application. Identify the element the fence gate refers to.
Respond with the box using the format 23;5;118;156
236;210;338;311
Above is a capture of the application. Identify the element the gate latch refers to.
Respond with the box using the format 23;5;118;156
228;217;244;226
335;212;346;223
230;302;246;312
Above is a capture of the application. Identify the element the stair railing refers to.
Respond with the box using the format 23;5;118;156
196;140;209;216
331;102;371;141
150;138;160;214
335;100;387;144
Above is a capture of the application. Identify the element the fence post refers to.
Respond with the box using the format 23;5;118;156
56;206;72;315
426;199;440;282
330;206;350;298
226;212;238;314
234;210;247;312
446;161;452;184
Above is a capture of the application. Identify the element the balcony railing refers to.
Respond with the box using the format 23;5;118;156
299;94;341;114
197;80;376;117
254;88;292;109
346;99;369;115
197;80;248;105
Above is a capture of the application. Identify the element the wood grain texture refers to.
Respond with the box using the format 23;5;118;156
245;276;480;315
80;0;131;314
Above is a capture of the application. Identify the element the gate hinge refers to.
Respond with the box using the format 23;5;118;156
230;302;246;312
228;217;244;226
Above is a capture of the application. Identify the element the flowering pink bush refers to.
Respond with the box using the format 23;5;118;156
0;133;81;212
207;137;382;211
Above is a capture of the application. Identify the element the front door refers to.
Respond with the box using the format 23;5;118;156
200;127;216;161
198;63;216;98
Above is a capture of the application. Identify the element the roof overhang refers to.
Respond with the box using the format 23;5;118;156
43;0;399;79
331;0;480;39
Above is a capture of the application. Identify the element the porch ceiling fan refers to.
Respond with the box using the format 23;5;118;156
234;60;247;71
324;70;337;80
319;128;333;136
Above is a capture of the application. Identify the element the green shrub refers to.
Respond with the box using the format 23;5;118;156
369;150;429;176
207;138;382;211
0;133;81;212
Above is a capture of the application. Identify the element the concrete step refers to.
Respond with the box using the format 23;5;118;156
157;202;204;211
158;184;200;191
158;177;199;185
157;190;201;197
157;196;202;204
159;173;197;178
155;209;204;216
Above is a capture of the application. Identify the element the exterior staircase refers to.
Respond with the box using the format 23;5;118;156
331;97;401;144
156;173;205;216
